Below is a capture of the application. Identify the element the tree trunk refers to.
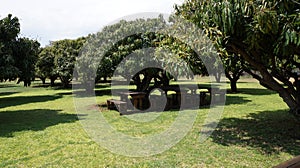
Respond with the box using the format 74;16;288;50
23;78;31;87
40;77;46;84
293;77;300;116
214;72;221;83
126;77;131;84
225;71;241;93
50;76;56;87
85;80;94;94
61;78;70;88
295;77;300;105
227;41;300;117
23;80;28;87
230;79;238;93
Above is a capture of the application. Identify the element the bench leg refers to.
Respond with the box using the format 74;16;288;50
118;104;127;114
200;92;206;106
107;100;113;109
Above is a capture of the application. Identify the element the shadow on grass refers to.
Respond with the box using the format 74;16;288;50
55;92;73;96
95;89;112;96
0;84;18;88
72;89;111;97
31;83;52;88
210;109;300;155
0;92;19;97
31;82;64;88
95;83;111;89
41;83;111;90
74;88;133;97
0;109;78;137
0;95;62;109
225;95;251;105
239;88;276;95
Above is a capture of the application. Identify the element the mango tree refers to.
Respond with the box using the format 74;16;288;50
175;0;300;115
84;16;212;92
36;46;58;86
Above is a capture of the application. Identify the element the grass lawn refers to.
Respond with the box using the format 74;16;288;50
0;79;299;167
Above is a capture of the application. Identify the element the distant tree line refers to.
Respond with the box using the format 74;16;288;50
0;14;86;88
36;37;86;87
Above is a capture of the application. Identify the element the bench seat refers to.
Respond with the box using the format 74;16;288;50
107;99;127;115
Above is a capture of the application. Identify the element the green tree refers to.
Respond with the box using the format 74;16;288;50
0;14;20;81
36;46;57;86
51;37;85;88
175;0;300;115
0;14;40;86
78;15;218;93
223;52;245;93
78;17;172;92
14;37;40;87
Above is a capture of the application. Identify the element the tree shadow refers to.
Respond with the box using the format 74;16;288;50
210;109;300;155
31;83;52;88
0;109;78;137
225;95;252;105
193;94;252;110
239;88;276;95
95;83;111;89
0;92;19;97
74;88;134;97
0;95;62;109
31;82;63;88
55;92;73;96
73;89;111;97
0;84;17;88
95;89;112;96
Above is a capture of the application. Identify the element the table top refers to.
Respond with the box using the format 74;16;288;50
119;91;147;96
159;85;189;92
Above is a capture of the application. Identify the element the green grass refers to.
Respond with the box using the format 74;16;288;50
0;79;299;167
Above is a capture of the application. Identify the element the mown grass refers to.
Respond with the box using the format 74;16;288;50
0;79;299;167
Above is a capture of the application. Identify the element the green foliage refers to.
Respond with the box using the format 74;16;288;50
176;0;300;114
38;37;86;87
14;37;40;86
36;46;57;85
78;16;172;91
0;14;20;41
0;14;20;81
156;36;197;77
0;14;40;86
79;15;217;92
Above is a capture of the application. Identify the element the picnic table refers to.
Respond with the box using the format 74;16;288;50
119;91;146;109
107;83;225;114
158;85;190;108
181;84;213;93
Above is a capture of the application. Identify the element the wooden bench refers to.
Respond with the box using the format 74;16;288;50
200;91;210;106
211;89;226;103
181;93;199;108
107;99;127;115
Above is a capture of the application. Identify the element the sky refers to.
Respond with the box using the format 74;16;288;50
0;0;183;46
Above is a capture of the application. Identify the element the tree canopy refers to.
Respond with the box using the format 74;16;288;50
0;14;40;86
36;37;86;87
77;15;221;93
175;0;300;115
